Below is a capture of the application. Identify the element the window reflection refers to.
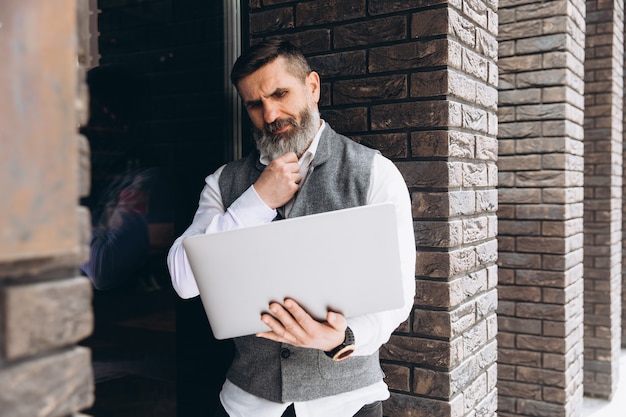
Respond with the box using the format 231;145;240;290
80;65;173;292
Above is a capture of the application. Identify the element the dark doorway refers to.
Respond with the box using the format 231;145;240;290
79;1;240;416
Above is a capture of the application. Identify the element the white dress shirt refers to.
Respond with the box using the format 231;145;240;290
167;122;416;416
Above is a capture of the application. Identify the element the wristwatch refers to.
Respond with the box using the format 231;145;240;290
325;327;355;361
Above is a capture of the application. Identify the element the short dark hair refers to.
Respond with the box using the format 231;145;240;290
230;39;312;87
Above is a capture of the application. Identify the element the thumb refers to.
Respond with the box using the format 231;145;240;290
326;311;347;331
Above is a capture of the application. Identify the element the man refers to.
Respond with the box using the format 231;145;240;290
82;172;151;291
167;39;415;417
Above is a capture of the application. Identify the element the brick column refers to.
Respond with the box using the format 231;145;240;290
379;4;500;417
584;0;624;399
246;1;499;416
0;1;94;416
497;0;586;416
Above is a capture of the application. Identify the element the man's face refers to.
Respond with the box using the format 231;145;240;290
237;57;321;160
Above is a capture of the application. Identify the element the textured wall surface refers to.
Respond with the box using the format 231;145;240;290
0;1;94;416
583;0;624;400
498;0;587;415
247;1;499;416
3;0;626;416
0;0;81;265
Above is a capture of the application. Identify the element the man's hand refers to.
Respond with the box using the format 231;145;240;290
253;152;302;209
257;298;347;352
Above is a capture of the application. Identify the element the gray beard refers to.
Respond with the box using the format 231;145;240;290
253;107;320;161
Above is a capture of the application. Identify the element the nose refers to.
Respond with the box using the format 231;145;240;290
262;101;281;124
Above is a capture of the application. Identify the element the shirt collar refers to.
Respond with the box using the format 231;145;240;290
259;120;326;166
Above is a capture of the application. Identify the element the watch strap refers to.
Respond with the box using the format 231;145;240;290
325;326;355;361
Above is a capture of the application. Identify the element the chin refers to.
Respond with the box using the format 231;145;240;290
268;133;288;144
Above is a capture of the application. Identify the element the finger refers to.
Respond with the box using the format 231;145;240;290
256;328;286;343
287;162;301;179
276;152;298;163
260;311;282;332
270;152;298;165
273;154;299;174
275;159;300;184
325;311;348;332
282;300;347;350
258;312;294;342
283;298;316;329
269;302;306;337
258;313;285;336
258;314;278;332
256;330;280;342
256;329;296;345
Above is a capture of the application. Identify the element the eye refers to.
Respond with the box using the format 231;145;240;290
273;89;288;99
246;100;262;109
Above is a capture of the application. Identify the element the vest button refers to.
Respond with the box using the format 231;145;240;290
280;348;291;359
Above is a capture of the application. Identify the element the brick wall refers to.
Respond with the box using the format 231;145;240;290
584;0;624;399
0;1;94;416
247;1;499;416
7;0;626;416
497;0;587;415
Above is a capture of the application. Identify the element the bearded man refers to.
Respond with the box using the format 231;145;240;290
167;39;415;417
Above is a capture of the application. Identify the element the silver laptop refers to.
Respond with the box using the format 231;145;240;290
182;203;404;340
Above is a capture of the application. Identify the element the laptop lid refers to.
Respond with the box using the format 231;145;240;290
182;203;404;340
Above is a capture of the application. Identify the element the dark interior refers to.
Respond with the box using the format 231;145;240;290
79;1;244;415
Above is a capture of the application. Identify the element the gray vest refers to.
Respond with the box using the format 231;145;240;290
218;125;383;403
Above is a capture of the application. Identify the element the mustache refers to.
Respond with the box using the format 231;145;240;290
265;117;299;135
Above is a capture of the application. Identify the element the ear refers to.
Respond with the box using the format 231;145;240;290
306;71;321;104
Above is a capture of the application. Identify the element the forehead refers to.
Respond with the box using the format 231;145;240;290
237;57;304;101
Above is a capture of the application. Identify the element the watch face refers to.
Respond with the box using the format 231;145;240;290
335;346;355;361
